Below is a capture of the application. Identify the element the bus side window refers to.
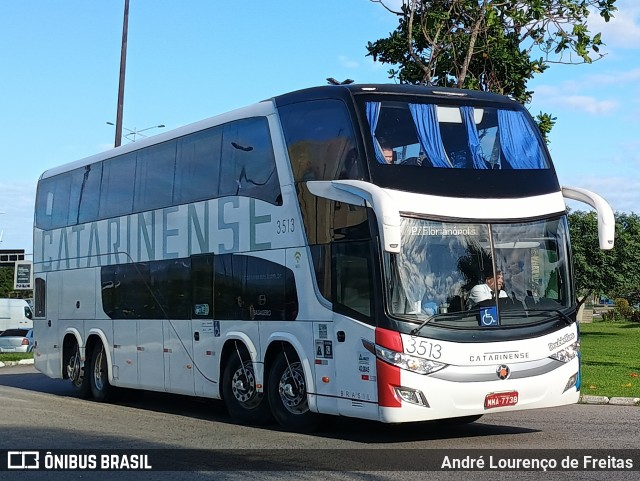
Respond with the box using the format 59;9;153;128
213;254;298;321
191;255;214;319
279;99;365;183
34;278;46;318
175;127;223;205
219;117;282;205
332;240;373;322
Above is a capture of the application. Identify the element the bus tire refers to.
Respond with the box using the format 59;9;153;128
267;350;321;432
89;345;112;402
67;344;91;399
222;352;272;425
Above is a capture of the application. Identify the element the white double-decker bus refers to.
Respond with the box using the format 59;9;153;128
33;84;614;431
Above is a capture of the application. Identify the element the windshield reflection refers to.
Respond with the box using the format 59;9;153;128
385;217;571;328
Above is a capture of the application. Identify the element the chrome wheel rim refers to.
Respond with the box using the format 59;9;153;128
67;350;83;387
231;362;262;409
278;362;308;415
93;349;105;391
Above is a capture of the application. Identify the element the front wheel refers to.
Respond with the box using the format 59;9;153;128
89;345;112;402
267;350;321;432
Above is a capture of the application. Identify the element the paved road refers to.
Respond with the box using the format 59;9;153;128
0;365;638;480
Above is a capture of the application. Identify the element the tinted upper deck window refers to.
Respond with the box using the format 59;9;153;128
279;99;366;183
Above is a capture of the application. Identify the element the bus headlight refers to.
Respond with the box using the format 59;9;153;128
363;340;447;375
549;341;580;363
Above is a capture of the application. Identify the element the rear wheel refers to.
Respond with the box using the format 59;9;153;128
267;349;321;432
89;345;112;402
222;350;272;425
67;344;91;399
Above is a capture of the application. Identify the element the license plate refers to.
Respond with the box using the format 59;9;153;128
484;391;519;409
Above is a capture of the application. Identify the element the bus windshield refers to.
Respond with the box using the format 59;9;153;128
385;217;571;328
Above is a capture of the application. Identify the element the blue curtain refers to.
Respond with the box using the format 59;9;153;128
409;103;452;168
365;102;386;164
460;106;488;169
498;110;548;169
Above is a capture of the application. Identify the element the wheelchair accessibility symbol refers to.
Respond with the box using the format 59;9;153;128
479;307;499;327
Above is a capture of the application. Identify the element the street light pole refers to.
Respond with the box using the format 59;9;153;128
114;0;130;148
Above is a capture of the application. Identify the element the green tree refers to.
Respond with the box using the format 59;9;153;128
609;213;640;305
568;210;614;309
367;0;617;139
0;267;15;298
568;211;640;309
0;266;32;300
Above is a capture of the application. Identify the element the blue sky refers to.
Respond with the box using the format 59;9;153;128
1;0;638;254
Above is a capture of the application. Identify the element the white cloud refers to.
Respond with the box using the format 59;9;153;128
580;68;640;88
567;175;640;214
588;1;640;49
338;55;360;69
559;95;618;114
531;86;619;115
368;0;404;13
531;68;640;116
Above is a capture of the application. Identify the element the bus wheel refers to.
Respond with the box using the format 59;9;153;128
222;353;272;425
67;344;91;399
89;345;112;402
267;350;321;432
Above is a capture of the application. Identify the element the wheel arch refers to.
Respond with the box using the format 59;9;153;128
219;332;259;397
264;333;317;407
61;328;83;379
85;328;114;384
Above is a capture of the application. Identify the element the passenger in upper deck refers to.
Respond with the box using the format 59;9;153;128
382;146;395;164
467;270;508;308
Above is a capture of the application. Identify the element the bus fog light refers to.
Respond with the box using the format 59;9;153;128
563;372;579;393
394;386;429;406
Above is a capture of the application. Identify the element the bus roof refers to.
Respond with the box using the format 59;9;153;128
273;83;518;107
39;99;277;180
40;84;520;180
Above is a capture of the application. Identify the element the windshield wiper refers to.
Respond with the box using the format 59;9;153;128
409;311;462;336
410;315;436;336
521;308;575;326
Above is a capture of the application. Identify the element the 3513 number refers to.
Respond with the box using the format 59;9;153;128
276;218;295;234
405;338;442;359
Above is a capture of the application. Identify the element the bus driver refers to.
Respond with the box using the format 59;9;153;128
467;270;508;308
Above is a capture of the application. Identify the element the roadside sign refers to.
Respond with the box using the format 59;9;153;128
14;261;33;290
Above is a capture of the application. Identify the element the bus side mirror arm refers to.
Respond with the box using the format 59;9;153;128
562;186;615;250
306;180;402;253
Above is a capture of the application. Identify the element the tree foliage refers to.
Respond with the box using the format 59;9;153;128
568;211;640;307
609;213;640;305
0;267;31;300
0;267;15;298
367;0;617;139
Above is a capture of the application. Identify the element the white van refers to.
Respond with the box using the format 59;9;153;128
0;299;33;332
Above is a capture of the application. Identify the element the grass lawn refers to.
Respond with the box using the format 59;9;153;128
0;352;33;363
580;321;640;398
